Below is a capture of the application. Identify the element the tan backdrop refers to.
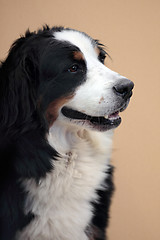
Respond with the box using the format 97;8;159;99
0;0;160;239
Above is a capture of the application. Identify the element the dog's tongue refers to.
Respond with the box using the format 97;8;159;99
108;111;119;119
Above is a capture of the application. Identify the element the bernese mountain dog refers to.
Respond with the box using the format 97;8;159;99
0;26;134;240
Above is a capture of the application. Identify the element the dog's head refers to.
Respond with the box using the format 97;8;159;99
0;26;134;133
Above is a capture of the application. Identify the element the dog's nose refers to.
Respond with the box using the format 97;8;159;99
113;79;134;100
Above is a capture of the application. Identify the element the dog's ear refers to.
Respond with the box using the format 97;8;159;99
0;35;39;129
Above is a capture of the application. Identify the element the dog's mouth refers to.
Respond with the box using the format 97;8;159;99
61;107;122;131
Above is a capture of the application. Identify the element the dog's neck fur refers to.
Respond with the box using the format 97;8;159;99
49;120;113;159
16;122;113;240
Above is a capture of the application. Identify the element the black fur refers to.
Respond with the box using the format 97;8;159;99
0;27;60;240
91;166;114;240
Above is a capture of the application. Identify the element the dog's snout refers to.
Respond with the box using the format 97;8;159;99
113;79;134;100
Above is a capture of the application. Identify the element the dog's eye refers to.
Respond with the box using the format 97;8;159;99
99;55;106;64
68;64;79;73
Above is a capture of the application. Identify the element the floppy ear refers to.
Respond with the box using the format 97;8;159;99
0;36;57;179
0;37;39;129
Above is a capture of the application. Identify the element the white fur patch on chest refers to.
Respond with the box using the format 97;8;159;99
16;124;113;240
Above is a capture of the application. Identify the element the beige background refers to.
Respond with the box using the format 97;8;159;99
0;0;160;239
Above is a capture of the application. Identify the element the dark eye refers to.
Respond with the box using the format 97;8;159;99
68;64;79;73
99;54;106;64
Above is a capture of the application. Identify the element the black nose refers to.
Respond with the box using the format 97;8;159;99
113;79;134;100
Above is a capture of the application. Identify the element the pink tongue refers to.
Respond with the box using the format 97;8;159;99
108;111;119;118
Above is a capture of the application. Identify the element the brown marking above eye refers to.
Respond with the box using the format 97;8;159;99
45;94;74;127
73;51;84;61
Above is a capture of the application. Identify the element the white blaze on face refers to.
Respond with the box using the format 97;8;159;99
54;30;127;117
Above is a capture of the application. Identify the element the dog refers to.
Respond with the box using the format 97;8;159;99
0;26;134;240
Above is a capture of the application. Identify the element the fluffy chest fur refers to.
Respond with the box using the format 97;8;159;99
16;125;113;240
